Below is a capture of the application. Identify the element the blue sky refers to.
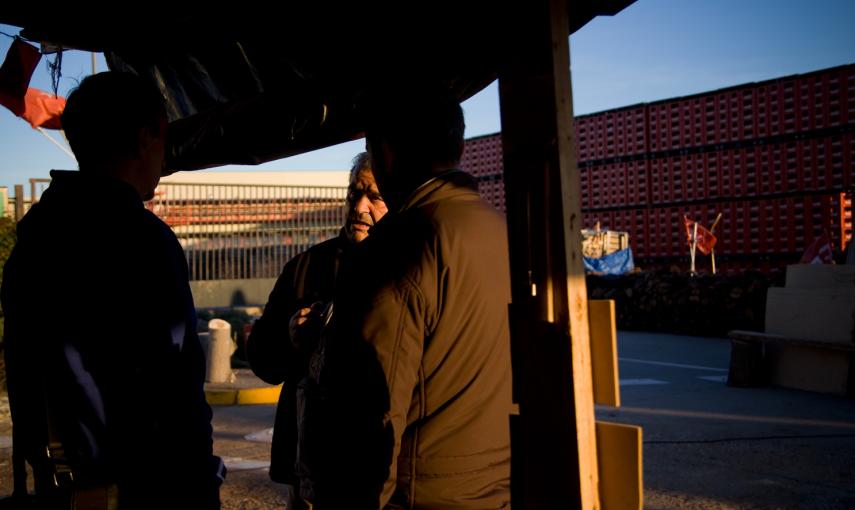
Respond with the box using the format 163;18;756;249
2;0;855;191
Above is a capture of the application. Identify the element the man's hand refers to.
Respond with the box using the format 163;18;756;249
289;301;325;350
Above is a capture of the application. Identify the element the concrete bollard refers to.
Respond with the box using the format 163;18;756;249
207;319;236;384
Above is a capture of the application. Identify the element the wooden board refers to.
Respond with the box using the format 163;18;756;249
596;420;643;510
589;300;620;407
499;0;598;506
785;264;855;290
765;288;855;344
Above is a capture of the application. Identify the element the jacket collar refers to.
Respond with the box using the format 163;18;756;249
397;169;479;213
45;170;144;209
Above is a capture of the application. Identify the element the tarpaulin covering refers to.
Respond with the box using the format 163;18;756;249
0;1;635;171
799;231;834;264
583;248;635;275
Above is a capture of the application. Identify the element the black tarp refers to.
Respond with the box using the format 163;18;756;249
0;1;634;171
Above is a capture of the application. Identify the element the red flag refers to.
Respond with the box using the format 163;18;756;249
799;231;834;264
0;38;66;129
20;87;66;129
684;217;718;255
0;37;41;117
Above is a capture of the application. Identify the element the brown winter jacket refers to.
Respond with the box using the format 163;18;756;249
303;171;512;509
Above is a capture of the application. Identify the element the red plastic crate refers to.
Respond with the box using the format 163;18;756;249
846;134;855;188
610;208;649;256
588;165;604;208
844;70;855;125
582;211;615;234
626;160;648;206
842;192;853;245
579;166;592;209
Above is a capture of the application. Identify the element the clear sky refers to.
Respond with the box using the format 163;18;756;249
1;0;854;192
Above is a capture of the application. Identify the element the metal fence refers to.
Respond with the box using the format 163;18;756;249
30;178;50;204
16;178;347;280
146;182;347;280
4;179;50;220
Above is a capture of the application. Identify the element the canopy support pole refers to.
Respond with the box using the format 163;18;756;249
499;0;599;507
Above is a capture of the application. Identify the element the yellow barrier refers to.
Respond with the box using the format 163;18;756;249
589;300;620;407
205;384;282;405
596;420;643;510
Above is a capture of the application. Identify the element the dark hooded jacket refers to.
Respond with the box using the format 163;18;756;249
1;170;223;509
246;232;348;485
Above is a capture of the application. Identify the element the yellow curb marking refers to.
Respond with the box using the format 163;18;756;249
205;385;282;405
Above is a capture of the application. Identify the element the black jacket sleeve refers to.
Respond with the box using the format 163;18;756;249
248;256;301;385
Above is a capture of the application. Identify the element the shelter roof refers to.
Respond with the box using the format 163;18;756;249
1;2;634;171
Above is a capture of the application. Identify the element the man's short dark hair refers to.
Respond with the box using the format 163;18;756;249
363;84;465;168
61;72;166;169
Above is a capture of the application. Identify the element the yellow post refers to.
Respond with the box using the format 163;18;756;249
589;300;620;407
596;421;643;510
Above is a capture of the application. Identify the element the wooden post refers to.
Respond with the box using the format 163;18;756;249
14;185;24;221
709;213;722;275
690;222;698;275
498;0;598;507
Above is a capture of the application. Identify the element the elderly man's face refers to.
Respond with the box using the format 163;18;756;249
345;168;388;243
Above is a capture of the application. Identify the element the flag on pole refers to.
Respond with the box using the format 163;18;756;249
0;37;66;129
0;37;40;103
799;231;834;264
684;217;718;255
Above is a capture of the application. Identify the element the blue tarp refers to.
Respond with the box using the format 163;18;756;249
583;248;635;275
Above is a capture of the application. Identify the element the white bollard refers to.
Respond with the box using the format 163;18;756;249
207;319;236;383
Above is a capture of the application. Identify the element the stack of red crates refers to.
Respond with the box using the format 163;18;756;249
459;64;855;273
460;135;506;211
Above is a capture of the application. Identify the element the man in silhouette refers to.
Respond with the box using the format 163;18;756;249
2;72;224;509
299;85;513;509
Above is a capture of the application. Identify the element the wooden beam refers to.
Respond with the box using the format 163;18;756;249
498;0;598;507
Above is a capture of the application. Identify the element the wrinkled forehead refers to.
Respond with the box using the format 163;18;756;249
349;168;379;192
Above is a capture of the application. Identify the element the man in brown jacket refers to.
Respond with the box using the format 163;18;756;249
299;85;512;509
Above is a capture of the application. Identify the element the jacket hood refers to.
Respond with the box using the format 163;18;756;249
400;169;480;212
17;170;143;243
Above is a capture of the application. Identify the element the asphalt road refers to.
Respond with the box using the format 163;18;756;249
604;331;855;510
3;331;854;509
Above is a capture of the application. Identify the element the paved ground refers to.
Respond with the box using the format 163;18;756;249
2;331;855;509
211;405;287;510
608;331;855;510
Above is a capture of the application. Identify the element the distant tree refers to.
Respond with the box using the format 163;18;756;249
0;216;16;344
0;216;13;391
